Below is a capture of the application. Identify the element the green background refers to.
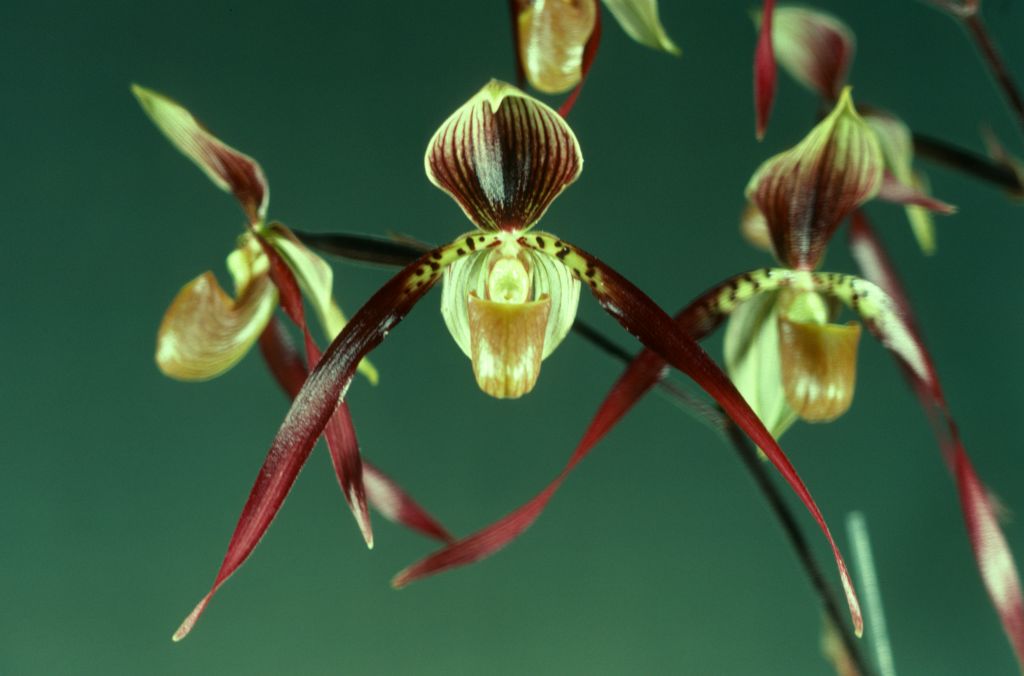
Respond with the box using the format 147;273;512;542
4;1;1023;673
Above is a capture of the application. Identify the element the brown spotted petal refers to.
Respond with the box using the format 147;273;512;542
468;294;552;398
746;88;883;270
132;84;269;225
602;0;681;55
425;80;583;232
156;236;278;380
770;7;855;101
514;0;599;94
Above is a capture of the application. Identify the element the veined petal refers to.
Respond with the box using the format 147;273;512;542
777;312;861;423
601;0;681;55
468;294;551;398
753;0;777;140
746;87;883;270
769;7;855;101
132;84;268;224
519;233;863;635
425;80;583;232
849;211;1024;669
156;238;277;381
724;290;798;438
513;0;599;94
262;223;378;385
258;316;454;543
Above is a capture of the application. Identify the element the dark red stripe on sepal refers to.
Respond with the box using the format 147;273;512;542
849;211;1024;668
754;0;777;140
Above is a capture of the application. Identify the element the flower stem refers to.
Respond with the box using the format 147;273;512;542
962;12;1024;139
912;132;1023;194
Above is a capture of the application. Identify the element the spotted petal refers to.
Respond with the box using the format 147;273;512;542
601;0;680;55
155;236;277;380
746;87;883;270
132;84;268;225
425;80;583;232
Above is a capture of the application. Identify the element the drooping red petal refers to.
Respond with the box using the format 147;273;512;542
754;0;777;140
425;80;583;232
849;211;1024;668
258;316;454;544
255;233;373;548
132;84;269;225
397;234;862;637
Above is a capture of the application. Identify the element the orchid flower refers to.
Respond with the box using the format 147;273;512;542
510;0;679;114
751;5;954;253
134;85;458;638
170;79;864;640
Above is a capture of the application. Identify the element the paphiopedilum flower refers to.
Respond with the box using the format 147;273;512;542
136;86;461;637
510;0;679;113
171;79;864;640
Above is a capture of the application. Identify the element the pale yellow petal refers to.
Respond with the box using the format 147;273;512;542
602;0;681;55
468;293;552;399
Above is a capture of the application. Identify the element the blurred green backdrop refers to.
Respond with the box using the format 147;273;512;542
3;1;1023;673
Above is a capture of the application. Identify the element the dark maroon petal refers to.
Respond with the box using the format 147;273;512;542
425;81;583;231
132;84;268;225
849;211;1024;668
558;9;602;118
754;0;777;140
291;230;426;267
258;316;455;544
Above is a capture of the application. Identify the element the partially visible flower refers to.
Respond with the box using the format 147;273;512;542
766;5;855;103
132;85;377;384
170;79;863;641
511;0;679;112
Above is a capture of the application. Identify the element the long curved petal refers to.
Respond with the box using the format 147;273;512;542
397;235;863;638
258;316;455;544
174;234;499;640
849;211;1024;668
601;0;680;55
132;84;268;224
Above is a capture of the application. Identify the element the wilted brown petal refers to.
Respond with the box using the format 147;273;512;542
778;315;861;423
468;293;551;398
514;0;599;94
746;88;883;270
425;80;583;232
132;84;269;224
155;247;278;381
771;7;855;101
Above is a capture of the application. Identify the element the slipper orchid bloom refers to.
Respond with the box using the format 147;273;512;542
176;79;867;641
751;6;954;250
510;0;680;114
134;85;457;639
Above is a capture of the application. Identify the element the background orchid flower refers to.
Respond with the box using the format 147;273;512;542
135;86;460;640
132;85;377;385
510;0;679;114
196;79;866;641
